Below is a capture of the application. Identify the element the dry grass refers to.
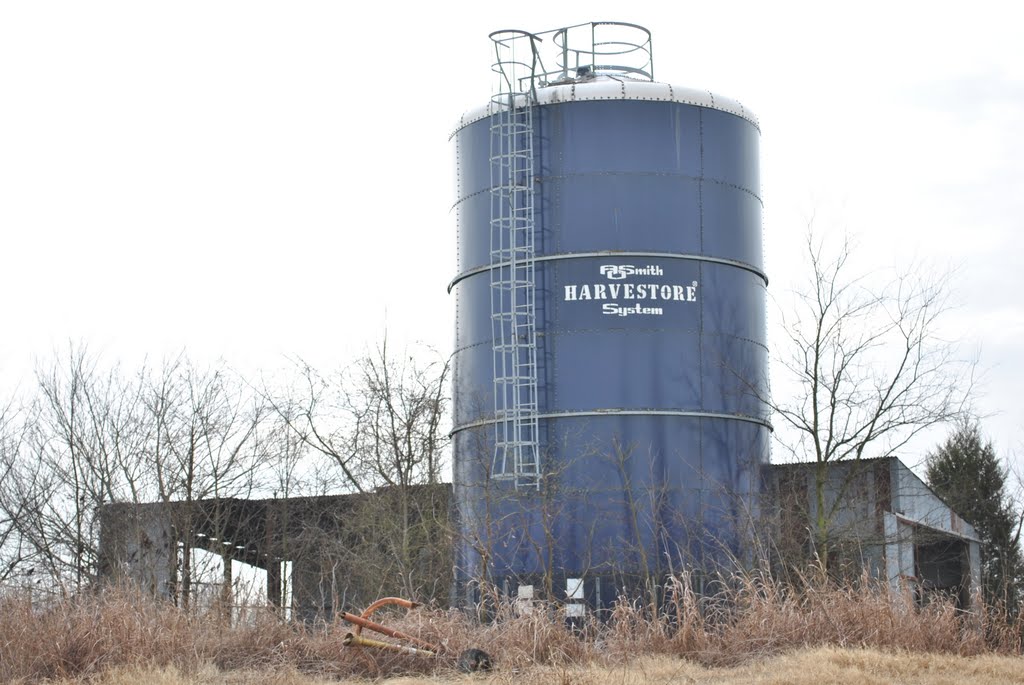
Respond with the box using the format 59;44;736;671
389;649;1024;685
598;572;1023;665
42;649;1024;685
1;573;1021;684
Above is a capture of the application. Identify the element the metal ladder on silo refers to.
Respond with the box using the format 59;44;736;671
489;31;541;490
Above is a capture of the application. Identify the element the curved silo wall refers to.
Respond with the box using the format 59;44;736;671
451;80;769;606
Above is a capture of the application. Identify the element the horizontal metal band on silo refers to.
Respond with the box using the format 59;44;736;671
447;251;768;293
450;409;773;437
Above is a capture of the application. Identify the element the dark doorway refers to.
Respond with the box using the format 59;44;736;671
916;536;968;610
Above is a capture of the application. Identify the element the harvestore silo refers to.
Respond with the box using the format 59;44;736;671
450;22;769;608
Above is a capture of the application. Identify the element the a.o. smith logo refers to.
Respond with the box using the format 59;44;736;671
599;264;664;280
564;264;698;317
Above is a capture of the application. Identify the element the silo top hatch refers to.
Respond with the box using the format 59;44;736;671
451;21;758;137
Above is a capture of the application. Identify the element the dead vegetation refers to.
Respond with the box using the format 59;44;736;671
1;572;1021;684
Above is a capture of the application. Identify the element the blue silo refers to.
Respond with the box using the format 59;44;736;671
450;22;769;608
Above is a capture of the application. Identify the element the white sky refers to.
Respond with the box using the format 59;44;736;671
1;2;1021;466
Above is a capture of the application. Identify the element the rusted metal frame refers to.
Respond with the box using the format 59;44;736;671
341;596;440;654
342;632;436;657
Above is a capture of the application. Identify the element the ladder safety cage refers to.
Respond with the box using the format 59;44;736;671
485;22;653;490
488;30;543;489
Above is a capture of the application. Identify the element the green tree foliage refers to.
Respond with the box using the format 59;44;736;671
925;421;1024;608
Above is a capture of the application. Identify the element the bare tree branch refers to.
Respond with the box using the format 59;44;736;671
767;228;976;571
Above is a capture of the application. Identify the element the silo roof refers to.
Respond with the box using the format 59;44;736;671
451;76;759;138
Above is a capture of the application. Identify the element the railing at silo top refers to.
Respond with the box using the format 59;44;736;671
493;22;653;93
547;22;653;83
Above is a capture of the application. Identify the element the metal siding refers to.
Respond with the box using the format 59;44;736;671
701;183;764;271
700;107;761;191
549;331;702;411
700;265;768;341
701;337;769;415
549;176;703;254
542;101;703;176
455;193;491;274
453;273;491;350
454;119;492;201
452;91;769;588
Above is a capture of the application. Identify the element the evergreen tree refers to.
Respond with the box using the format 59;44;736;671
925;420;1024;608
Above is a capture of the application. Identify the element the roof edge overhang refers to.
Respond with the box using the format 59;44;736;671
450;78;759;139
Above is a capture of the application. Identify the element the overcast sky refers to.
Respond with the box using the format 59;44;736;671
1;1;1021;466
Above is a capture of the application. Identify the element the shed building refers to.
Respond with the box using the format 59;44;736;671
766;457;981;608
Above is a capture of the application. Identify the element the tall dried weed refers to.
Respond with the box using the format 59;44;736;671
1;571;1021;683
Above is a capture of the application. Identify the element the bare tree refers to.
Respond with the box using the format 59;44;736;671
266;337;452;604
0;338;449;607
150;357;265;504
770;231;975;572
144;356;270;608
0;345;276;602
8;346;156;592
336;339;451;601
0;394;33;585
270;337;450;493
344;337;450;489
